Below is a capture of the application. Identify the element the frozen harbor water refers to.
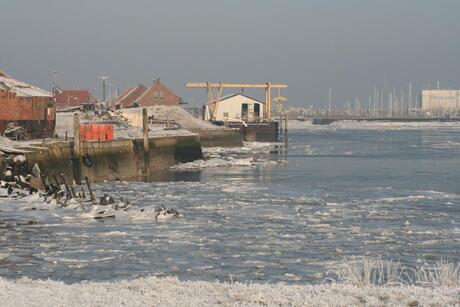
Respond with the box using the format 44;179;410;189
0;121;459;284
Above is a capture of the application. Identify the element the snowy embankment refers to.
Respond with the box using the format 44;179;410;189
0;276;458;307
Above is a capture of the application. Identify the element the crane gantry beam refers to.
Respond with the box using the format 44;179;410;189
185;82;288;121
186;82;288;89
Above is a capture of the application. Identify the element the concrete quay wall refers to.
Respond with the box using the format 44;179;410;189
192;129;243;147
20;134;202;183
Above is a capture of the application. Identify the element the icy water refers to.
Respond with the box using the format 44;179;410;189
0;121;459;284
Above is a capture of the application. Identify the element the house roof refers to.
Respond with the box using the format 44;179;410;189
55;89;92;105
112;84;147;108
0;73;52;97
135;79;179;105
209;93;265;104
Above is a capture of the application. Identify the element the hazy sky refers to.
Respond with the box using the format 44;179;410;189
1;0;460;107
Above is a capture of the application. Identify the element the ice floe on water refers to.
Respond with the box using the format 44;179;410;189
288;119;460;131
1;126;459;293
170;156;279;170
171;141;284;170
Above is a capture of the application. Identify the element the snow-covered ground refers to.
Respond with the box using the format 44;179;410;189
0;276;458;307
55;111;197;139
120;105;223;131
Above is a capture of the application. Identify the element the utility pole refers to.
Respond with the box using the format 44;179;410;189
328;88;332;115
53;71;58;89
98;76;110;103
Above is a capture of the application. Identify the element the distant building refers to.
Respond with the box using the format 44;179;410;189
421;90;460;115
0;70;55;137
55;89;93;110
205;93;264;122
136;78;181;107
111;84;147;109
112;79;181;109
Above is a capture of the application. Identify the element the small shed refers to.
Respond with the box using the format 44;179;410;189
206;93;264;123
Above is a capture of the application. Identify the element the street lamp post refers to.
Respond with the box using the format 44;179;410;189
98;76;110;104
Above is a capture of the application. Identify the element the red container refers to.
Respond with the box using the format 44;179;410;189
79;124;92;141
97;124;106;141
90;124;99;140
79;125;86;140
105;124;114;141
79;123;114;141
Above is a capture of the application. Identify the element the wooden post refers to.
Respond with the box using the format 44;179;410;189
85;176;95;202
73;113;80;158
265;84;269;121
142;108;150;175
267;82;271;121
284;112;288;136
279;113;283;134
72;113;82;184
80;184;86;199
52;174;62;202
59;173;73;198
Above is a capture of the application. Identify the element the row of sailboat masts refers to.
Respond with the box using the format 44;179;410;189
328;82;422;117
185;82;288;121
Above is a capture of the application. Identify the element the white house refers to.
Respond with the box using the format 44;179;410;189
205;93;265;123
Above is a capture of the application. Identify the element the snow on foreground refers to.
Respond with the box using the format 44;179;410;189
0;276;458;307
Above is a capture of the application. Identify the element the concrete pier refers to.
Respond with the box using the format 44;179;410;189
192;129;243;147
19;134;202;183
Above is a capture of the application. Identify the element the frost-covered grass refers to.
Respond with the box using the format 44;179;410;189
326;257;460;288
416;260;460;288
1;259;459;306
0;275;459;307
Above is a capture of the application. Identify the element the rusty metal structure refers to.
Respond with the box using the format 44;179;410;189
0;71;55;138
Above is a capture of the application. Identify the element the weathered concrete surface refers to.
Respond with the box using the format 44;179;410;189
22;141;74;181
192;129;243;147
17;134;202;183
243;122;279;142
80;139;139;182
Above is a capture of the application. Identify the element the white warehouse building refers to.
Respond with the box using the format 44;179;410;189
421;90;460;115
204;93;265;123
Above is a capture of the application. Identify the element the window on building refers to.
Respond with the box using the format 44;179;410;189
254;103;260;117
241;103;248;119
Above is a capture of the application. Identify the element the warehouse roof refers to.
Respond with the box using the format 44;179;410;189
0;72;52;98
208;93;265;104
55;89;92;106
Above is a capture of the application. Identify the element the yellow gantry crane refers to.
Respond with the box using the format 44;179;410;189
273;87;288;116
185;82;288;121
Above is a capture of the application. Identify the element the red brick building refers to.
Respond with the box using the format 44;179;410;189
55;89;93;109
136;79;181;107
0;71;55;138
112;79;181;109
111;84;147;109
